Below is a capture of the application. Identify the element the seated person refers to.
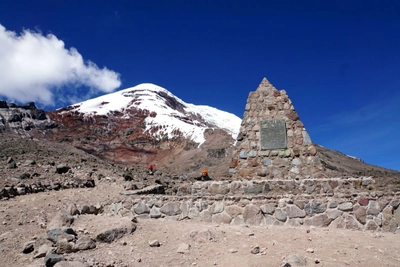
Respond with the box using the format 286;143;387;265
196;169;212;181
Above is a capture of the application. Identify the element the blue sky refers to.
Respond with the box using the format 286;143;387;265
0;0;399;171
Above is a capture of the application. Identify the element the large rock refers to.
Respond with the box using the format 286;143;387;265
260;203;276;215
55;238;74;254
73;236;96;251
212;211;232;224
243;181;266;194
150;207;162;218
22;240;35;254
331;214;362;231
274;208;287;222
367;201;381;216
56;164;70;174
286;204;306;218
133;202;150;214
354;206;367;224
47;211;74;230
44;253;64;267
160;202;181;216
47;227;76;243
188;207;200;219
305;202;327;216
199;210;212;222
211;201;224;214
381;206;397;232
225;205;244;217
195;200;208;212
326;209;342;220
33;243;52;259
304;213;332;227
96;218;136;243
337;202;353;212
393;206;400;226
364;220;379;231
282;254;307;266
207;182;229;194
243;204;263;225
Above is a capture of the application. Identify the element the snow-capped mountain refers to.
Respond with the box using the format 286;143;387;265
42;83;242;170
61;83;241;146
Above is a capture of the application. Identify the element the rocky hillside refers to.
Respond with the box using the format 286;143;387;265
43;83;240;176
316;144;400;179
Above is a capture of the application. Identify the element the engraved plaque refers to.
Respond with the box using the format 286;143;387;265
260;120;287;150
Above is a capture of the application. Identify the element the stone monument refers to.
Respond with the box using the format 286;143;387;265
230;77;329;179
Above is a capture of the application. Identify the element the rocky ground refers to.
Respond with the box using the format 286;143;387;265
1;182;400;267
2;129;400;267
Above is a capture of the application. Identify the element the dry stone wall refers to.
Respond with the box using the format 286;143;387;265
230;78;338;180
112;180;400;233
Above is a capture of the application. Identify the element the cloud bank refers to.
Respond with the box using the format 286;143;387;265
0;24;121;106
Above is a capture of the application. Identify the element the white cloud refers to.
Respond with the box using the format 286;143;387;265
0;24;121;106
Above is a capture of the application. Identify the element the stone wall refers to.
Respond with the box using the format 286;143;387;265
0;178;95;199
110;180;400;233
230;78;339;180
190;178;378;197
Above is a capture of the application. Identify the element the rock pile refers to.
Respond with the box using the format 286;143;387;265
23;203;137;267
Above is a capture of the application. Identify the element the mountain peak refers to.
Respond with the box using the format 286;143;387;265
59;83;241;146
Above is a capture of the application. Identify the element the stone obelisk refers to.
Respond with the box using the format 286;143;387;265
230;78;327;180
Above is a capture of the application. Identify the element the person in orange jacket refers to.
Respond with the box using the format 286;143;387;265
196;169;211;181
149;164;154;175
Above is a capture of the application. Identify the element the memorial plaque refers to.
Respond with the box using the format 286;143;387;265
260;120;287;150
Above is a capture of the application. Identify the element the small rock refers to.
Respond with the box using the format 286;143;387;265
306;248;314;253
177;243;190;254
22;241;35;254
251;246;260;254
149;240;160;247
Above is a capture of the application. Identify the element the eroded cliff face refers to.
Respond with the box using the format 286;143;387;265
45;105;197;166
0;101;56;135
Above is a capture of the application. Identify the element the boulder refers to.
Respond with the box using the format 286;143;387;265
133;202;150;215
44;253;64;267
96;218;136;243
286;204;306;218
160;202;181;216
56;164;70;174
304;213;332;227
211;201;224;214
260;203;276;215
225;205;244;217
47;227;76;243
74;236;96;251
243;204;263;225
212;211;232;224
150;207;162;218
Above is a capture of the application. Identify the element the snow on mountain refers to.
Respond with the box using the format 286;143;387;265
63;83;242;145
